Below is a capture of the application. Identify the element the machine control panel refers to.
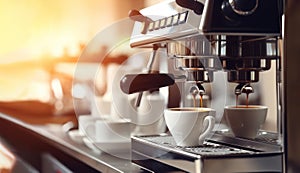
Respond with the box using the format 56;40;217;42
148;11;188;32
130;0;201;48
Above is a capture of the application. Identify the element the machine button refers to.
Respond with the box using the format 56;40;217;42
179;11;188;24
148;22;154;31
160;18;166;28
166;16;173;26
154;20;160;30
172;14;179;25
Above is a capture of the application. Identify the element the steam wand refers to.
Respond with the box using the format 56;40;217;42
135;44;159;107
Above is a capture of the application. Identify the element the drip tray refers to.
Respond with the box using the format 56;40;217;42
132;135;283;173
141;135;253;156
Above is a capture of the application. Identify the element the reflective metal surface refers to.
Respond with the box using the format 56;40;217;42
132;134;283;173
128;0;284;172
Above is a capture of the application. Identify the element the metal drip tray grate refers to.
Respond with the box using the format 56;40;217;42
132;135;283;172
255;131;279;143
183;146;250;156
140;135;254;157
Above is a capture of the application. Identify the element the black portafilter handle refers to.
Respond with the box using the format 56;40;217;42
120;73;175;94
175;0;204;15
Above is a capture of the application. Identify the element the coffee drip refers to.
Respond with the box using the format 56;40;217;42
190;85;205;107
234;83;254;107
192;94;204;107
235;93;250;107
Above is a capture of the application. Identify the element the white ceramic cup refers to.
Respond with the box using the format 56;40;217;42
224;105;268;139
164;107;216;147
78;115;107;140
94;119;131;143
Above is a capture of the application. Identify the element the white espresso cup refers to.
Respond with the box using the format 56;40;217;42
224;105;268;139
82;118;131;155
94;119;131;143
78;115;108;140
164;107;216;147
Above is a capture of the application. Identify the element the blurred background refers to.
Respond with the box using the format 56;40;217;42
0;2;169;171
0;0;164;122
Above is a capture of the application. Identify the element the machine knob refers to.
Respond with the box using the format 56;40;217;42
229;0;258;15
175;0;204;15
221;0;258;21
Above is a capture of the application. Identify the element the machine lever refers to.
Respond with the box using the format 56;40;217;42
129;9;152;23
175;0;204;15
128;9;153;34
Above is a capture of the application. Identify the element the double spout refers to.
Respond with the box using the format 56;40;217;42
235;83;254;96
190;84;205;97
189;83;205;107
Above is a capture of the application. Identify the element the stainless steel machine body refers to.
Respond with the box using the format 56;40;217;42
127;0;287;172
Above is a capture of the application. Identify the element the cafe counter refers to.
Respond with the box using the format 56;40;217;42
0;112;148;173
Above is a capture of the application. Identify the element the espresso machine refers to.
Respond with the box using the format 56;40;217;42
120;0;286;172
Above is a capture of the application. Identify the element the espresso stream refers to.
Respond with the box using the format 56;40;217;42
192;95;203;107
235;93;250;108
193;92;249;108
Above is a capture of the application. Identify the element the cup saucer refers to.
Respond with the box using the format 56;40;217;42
82;137;102;153
68;129;84;144
82;136;131;155
93;140;131;154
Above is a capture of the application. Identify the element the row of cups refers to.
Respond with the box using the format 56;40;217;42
78;105;267;147
78;115;131;143
165;105;267;147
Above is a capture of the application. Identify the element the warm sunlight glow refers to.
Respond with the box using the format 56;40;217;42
0;0;145;101
0;0;119;63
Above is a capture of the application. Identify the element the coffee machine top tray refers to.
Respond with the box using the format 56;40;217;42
131;132;283;172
